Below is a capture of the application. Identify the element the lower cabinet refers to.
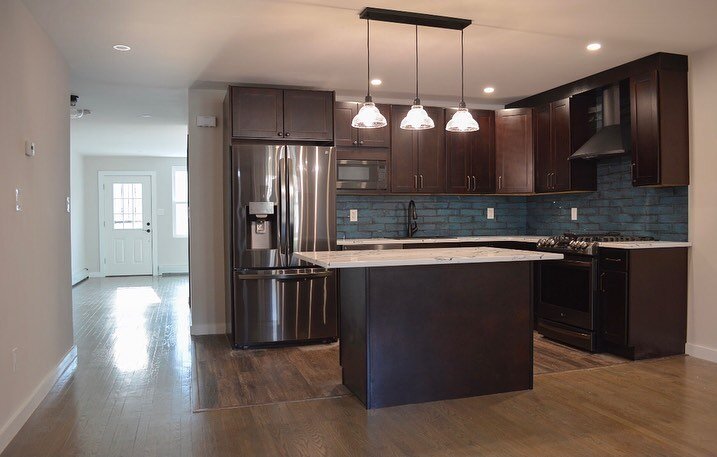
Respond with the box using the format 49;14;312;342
599;248;688;359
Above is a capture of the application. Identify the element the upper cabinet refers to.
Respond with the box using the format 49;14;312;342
334;102;391;148
495;108;533;194
630;70;689;187
229;86;334;142
534;98;596;193
445;109;495;194
390;105;445;193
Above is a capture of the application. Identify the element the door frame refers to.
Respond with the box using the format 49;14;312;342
98;171;159;277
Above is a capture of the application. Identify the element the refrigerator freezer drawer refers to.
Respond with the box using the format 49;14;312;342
232;270;337;348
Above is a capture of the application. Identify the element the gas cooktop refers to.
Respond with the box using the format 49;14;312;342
536;232;655;255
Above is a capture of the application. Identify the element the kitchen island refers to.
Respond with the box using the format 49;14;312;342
294;247;563;409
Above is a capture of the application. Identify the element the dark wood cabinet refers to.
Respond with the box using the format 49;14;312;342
283;90;334;141
495;108;533;194
231;87;283;140
599;248;688;359
229;86;334;142
445;109;495;193
630;70;689;186
534;98;596;193
390;105;445;193
334;102;391;148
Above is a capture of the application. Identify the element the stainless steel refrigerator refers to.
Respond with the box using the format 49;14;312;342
226;144;337;348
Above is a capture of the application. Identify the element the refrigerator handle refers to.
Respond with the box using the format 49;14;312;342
278;149;288;262
286;151;295;259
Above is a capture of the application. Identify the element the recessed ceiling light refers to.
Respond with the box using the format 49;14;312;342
483;87;495;94
370;78;382;86
586;43;602;51
113;44;131;52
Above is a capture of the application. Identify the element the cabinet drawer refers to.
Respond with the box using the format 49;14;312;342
599;249;628;272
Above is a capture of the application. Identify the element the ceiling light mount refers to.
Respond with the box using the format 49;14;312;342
587;42;602;51
352;19;388;129
359;7;471;30
113;44;131;51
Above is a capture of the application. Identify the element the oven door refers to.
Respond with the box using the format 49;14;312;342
336;159;387;190
537;256;595;331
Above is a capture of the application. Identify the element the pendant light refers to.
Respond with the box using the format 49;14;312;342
352;19;387;129
400;25;434;130
446;30;479;132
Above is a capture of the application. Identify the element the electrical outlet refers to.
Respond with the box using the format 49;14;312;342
487;208;495;220
571;208;578;221
66;197;71;213
349;209;358;222
12;348;18;372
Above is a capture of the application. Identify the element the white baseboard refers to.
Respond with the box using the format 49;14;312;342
88;272;105;278
190;323;226;335
159;264;189;275
686;342;717;363
0;345;77;455
72;268;89;285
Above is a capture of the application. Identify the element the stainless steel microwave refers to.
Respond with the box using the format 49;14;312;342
336;159;387;190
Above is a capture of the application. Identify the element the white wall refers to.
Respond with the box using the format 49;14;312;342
687;46;717;362
83;156;189;275
188;88;227;335
70;136;87;284
0;0;75;452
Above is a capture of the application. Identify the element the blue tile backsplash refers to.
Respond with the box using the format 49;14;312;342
337;155;688;241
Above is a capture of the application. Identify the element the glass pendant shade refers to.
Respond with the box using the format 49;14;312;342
446;107;479;132
400;104;434;130
352;101;387;128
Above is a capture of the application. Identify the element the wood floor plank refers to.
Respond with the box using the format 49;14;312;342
2;275;716;457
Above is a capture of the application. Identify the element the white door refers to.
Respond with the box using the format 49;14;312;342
101;175;153;276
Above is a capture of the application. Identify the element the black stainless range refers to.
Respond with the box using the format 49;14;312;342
535;232;654;351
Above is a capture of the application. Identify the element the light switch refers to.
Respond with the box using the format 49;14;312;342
349;209;358;222
571;208;578;221
25;141;35;157
15;188;21;212
487;208;495;220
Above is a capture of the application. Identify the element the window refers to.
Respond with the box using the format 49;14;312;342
113;183;143;229
172;166;188;238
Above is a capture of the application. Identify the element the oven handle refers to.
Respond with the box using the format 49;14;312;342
553;259;593;268
600;272;606;292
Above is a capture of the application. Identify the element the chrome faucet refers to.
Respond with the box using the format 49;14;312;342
407;200;418;238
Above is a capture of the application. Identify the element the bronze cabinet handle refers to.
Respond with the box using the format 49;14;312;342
414;175;418;189
420;175;424;189
466;176;470;191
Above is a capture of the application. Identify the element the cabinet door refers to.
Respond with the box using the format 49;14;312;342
534;103;552;193
283;90;334;141
357;103;391;148
630;71;660;186
335;102;358;147
600;270;628;346
416;107;445;193
390;105;418;193
231;87;284;139
551;98;572;191
471;111;495;193
445;109;472;194
495;108;534;194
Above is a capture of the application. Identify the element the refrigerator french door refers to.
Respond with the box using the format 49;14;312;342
228;144;337;348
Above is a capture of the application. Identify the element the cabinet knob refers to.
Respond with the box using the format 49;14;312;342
359;140;364;145
353;140;358;145
285;132;290;137
278;132;283;137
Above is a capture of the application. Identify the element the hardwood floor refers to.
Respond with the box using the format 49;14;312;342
534;333;628;374
2;275;716;456
193;336;349;410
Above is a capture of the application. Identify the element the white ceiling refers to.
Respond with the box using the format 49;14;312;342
23;0;717;157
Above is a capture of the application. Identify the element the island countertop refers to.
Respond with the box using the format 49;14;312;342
294;246;563;269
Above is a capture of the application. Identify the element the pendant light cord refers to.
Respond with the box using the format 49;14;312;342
415;25;419;104
366;19;371;99
460;29;465;106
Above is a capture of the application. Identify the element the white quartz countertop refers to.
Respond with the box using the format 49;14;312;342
337;236;690;250
294;247;563;269
598;241;692;249
337;236;545;246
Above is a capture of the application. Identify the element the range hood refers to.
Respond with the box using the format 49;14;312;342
569;85;626;160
